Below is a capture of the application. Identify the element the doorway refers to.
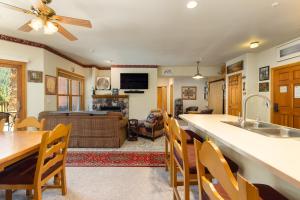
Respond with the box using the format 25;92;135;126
157;86;167;112
272;62;300;128
209;79;225;114
170;84;174;115
0;59;26;121
228;73;242;116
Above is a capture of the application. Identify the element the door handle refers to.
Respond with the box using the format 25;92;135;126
273;103;279;112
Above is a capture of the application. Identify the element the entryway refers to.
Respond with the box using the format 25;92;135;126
0;59;26;128
272;62;300;128
228;73;242;116
157;86;167;111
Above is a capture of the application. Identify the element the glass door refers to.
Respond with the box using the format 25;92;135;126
0;60;26;129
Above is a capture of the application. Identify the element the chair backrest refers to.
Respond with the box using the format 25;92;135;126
34;124;71;186
14;117;45;131
197;141;260;200
0;119;5;131
170;118;189;173
162;111;170;134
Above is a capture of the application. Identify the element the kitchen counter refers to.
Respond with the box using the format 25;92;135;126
180;114;300;198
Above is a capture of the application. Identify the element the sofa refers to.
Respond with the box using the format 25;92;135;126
39;111;128;148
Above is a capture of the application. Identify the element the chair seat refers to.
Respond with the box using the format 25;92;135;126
174;144;198;174
0;155;63;185
184;129;204;144
174;141;239;174
254;184;288;200
202;183;288;200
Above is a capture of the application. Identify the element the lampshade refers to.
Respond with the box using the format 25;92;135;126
29;18;44;31
193;61;204;79
44;21;58;34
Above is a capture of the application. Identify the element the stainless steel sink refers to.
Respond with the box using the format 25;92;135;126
221;121;300;138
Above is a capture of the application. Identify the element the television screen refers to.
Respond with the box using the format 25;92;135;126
120;73;148;89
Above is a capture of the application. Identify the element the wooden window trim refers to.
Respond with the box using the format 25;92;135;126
0;59;27;119
57;68;85;111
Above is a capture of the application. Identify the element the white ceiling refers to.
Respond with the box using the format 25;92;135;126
0;0;300;67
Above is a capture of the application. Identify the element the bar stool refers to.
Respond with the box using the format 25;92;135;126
194;140;288;200
171;118;198;200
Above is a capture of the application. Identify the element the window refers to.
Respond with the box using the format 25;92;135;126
57;69;85;111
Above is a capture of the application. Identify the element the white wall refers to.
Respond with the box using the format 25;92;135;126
0;40;92;117
226;36;300;121
173;77;208;112
0;40;44;117
43;50;91;111
159;65;221;77
110;67;157;119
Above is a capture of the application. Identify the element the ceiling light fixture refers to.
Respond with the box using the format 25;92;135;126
44;21;58;34
250;41;260;49
271;2;280;7
193;61;204;79
187;1;198;9
29;18;44;31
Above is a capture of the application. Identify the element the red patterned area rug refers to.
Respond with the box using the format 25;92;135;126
66;151;165;167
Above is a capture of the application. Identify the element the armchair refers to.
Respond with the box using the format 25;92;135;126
137;110;164;141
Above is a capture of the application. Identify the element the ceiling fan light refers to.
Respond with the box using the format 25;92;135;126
44;21;58;35
29;18;43;31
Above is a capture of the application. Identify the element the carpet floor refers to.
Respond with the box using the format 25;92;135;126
67;151;165;167
0;167;199;200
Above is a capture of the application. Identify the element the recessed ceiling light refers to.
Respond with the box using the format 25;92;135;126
187;1;198;9
271;2;280;7
250;42;260;49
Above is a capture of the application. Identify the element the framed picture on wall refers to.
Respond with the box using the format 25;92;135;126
259;82;269;92
45;75;57;95
28;70;43;83
182;86;197;100
259;66;270;81
96;77;111;90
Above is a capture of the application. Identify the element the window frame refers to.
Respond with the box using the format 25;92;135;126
57;68;85;111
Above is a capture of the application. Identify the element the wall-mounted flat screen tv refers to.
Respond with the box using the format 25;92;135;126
120;73;148;89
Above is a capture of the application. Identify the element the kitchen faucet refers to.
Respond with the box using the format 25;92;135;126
241;94;271;127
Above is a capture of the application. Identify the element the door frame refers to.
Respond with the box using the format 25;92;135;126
271;61;300;123
0;59;27;119
170;84;174;116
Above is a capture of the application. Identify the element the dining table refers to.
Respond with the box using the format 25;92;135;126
0;131;45;172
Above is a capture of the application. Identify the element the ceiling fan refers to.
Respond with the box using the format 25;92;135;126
0;0;92;41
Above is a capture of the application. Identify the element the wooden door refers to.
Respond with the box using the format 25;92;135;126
170;84;174;115
0;59;26;120
157;86;167;111
209;80;224;114
228;73;242;116
272;63;300;128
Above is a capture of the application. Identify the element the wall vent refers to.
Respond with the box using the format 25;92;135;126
277;38;300;61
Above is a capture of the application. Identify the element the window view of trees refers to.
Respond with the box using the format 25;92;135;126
0;67;17;112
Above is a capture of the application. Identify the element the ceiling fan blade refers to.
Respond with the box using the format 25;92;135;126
52;15;92;28
0;2;33;15
18;21;33;32
56;23;78;41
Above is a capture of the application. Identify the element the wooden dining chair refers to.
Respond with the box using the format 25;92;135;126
171;118;198;200
0;118;6;131
14;116;45;131
0;123;72;200
194;140;288;200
